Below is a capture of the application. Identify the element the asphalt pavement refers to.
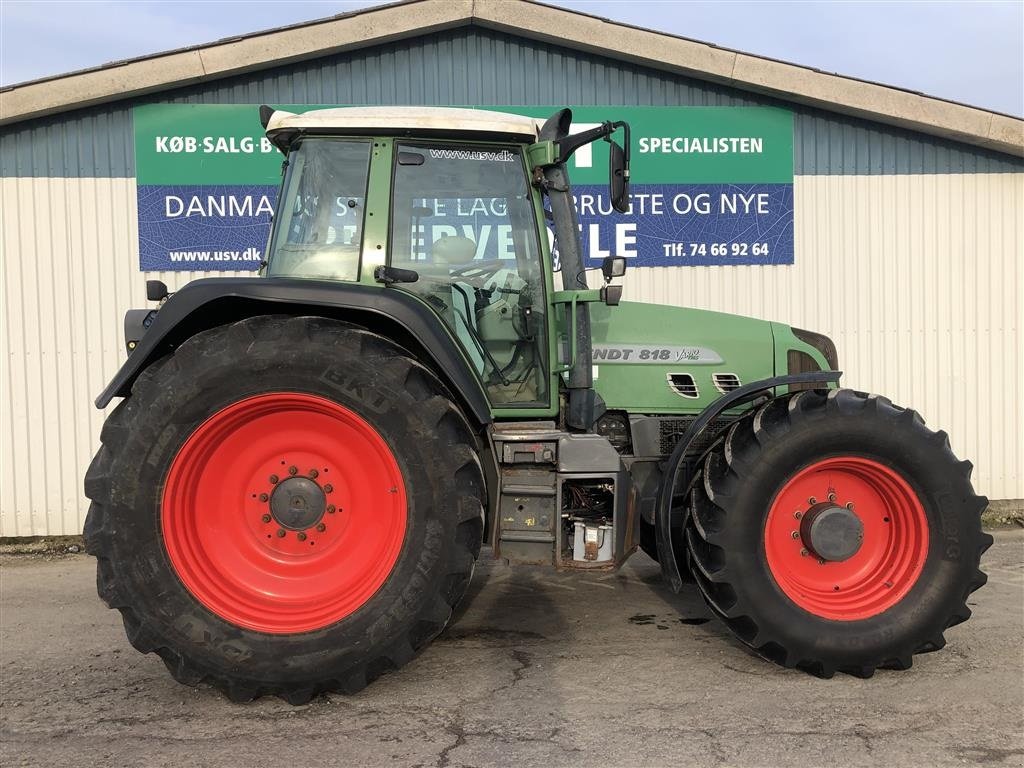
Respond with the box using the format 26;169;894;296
1;531;1022;768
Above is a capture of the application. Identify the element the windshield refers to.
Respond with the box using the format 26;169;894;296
265;139;371;280
389;143;549;406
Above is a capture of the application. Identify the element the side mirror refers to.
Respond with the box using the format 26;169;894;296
609;140;630;213
601;256;626;281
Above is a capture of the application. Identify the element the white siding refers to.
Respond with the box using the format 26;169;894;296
1;172;1021;536
0;177;237;537
624;173;1024;501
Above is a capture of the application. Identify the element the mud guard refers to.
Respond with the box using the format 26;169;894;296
655;370;843;592
95;277;492;426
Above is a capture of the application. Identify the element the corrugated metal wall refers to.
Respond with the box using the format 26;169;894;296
1;27;1022;536
624;172;1023;499
4;29;1022;178
0;177;228;536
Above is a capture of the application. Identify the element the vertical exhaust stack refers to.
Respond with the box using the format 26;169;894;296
538;109;603;430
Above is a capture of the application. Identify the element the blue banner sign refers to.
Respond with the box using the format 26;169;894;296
133;104;794;271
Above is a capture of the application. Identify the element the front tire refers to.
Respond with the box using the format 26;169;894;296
84;316;484;702
684;388;991;677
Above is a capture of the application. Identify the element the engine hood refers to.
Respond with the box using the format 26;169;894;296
586;300;778;413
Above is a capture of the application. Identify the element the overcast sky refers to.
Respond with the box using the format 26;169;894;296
1;0;1021;117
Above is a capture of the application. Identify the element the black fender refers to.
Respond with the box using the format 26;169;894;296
655;370;843;592
95;277;493;426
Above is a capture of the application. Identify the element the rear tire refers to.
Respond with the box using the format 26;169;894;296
84;316;484;702
684;388;991;677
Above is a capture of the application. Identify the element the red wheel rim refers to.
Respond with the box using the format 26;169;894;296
764;456;928;621
162;393;407;634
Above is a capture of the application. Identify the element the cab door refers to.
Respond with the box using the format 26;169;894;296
387;141;554;412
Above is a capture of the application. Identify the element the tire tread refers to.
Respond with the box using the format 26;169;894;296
84;316;485;703
683;387;990;678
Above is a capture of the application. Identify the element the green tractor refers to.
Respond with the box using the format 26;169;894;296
85;106;991;703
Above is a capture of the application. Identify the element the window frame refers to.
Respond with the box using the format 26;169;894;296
264;137;374;281
386;139;554;411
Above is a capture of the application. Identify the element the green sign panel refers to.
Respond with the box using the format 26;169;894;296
133;104;793;270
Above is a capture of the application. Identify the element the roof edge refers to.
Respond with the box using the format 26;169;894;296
0;0;473;125
0;0;419;93
0;0;1020;158
484;0;1022;158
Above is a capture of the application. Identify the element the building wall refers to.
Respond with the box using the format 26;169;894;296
4;29;1023;178
1;28;1022;536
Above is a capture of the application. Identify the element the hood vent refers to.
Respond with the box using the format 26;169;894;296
667;373;699;399
713;373;741;394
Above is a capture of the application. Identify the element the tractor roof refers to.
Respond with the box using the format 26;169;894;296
265;106;543;142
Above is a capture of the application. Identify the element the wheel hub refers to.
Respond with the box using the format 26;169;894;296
161;392;408;634
764;456;929;621
799;502;864;562
269;477;327;531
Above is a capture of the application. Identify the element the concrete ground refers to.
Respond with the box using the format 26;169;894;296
1;532;1022;768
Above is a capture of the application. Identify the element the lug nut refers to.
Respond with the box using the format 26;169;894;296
261;514;271;523
316;523;326;532
846;502;855;511
288;465;298;476
327;504;336;514
276;529;286;538
793;511;802;520
790;530;800;539
269;474;279;485
323;484;333;493
817;558;826;565
297;532;307;541
800;548;809;557
808;496;817;505
309;469;319;479
259;493;269;502
828;492;836;502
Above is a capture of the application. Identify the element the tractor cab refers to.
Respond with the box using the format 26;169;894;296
261;106;628;410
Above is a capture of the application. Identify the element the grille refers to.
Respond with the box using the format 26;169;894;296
667;373;699;398
658;416;736;456
787;350;824;391
712;373;741;393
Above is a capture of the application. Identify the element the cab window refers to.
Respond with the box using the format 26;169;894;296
389;143;548;406
266;139;371;281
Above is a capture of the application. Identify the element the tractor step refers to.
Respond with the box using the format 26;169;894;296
492;424;628;568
